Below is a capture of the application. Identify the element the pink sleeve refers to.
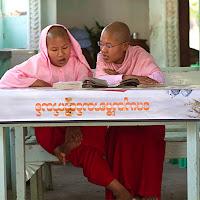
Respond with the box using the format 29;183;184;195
98;70;165;85
94;53;112;78
98;75;123;86
0;67;37;88
148;70;165;84
76;64;93;81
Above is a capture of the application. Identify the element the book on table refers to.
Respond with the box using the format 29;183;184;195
53;81;83;89
82;77;140;88
53;77;140;89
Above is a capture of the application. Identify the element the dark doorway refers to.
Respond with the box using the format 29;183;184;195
179;0;199;66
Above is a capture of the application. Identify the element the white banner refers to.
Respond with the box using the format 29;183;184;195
0;87;199;122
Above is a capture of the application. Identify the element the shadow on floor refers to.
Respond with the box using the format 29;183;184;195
8;159;187;200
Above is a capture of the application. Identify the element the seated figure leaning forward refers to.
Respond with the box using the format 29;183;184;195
95;21;166;200
0;24;139;200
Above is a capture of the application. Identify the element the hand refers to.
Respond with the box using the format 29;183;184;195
123;75;159;84
103;68;119;75
30;79;52;87
65;126;82;145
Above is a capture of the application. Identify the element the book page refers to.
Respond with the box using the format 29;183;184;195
53;81;82;89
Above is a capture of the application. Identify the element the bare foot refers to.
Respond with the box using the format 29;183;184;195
115;188;134;200
134;194;144;200
144;197;158;200
115;189;134;200
134;194;158;200
107;179;134;200
54;141;80;166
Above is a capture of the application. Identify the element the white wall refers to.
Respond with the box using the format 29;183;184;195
57;0;149;41
41;0;57;29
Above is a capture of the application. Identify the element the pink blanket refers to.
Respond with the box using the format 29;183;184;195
0;24;93;88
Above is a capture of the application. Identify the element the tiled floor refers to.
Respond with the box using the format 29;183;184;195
8;159;187;200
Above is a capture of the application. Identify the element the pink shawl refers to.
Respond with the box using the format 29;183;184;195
0;24;93;88
95;46;161;78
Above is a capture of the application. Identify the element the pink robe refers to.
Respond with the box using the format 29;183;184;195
0;25;115;188
0;24;93;88
95;46;166;199
95;46;163;78
35;126;115;187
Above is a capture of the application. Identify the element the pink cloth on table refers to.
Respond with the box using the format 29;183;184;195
94;46;165;85
0;24;93;88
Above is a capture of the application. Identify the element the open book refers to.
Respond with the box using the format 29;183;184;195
53;81;83;89
53;78;140;89
82;77;140;88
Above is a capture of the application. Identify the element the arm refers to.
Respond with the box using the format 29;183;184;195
76;64;93;81
65;126;82;145
99;69;164;85
95;50;164;85
122;74;158;84
98;70;163;85
123;70;165;84
148;70;165;84
30;79;52;87
0;67;37;88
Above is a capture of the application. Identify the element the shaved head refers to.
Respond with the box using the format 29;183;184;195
47;26;69;41
46;26;71;67
99;22;130;64
102;22;131;43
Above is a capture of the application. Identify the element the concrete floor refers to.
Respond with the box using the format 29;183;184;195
8;159;187;200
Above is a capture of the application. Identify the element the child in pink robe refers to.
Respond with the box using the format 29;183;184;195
95;21;166;200
0;25;93;88
0;24;136;200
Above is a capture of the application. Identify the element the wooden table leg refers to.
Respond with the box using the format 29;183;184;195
10;127;16;200
187;122;199;200
0;125;7;200
15;127;26;200
30;167;43;200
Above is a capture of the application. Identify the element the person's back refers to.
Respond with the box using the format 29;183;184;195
94;21;165;200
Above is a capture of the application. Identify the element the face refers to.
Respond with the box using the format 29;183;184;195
100;32;128;64
47;36;71;67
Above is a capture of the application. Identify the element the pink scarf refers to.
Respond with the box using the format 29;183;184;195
95;46;160;78
0;24;93;88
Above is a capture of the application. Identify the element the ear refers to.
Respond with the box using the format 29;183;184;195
123;42;129;51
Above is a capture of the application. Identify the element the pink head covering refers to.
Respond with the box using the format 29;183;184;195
95;46;161;78
0;24;93;88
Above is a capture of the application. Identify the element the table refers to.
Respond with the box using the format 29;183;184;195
0;87;199;200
